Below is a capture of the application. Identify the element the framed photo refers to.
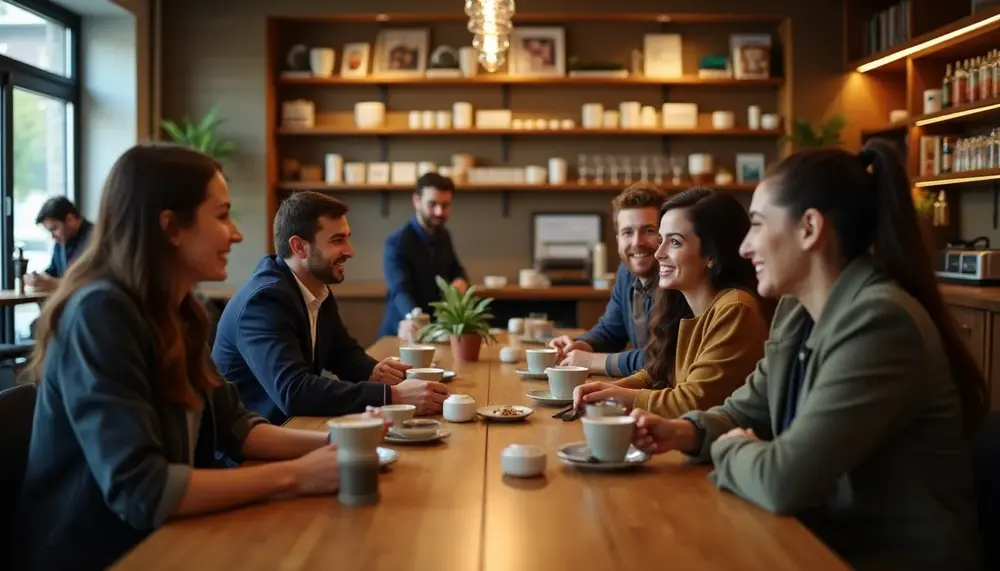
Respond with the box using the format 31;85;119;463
509;27;565;77
340;43;370;78
373;29;430;76
730;34;772;79
736;153;766;184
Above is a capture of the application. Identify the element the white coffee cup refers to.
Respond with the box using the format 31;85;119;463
508;317;524;334
406;367;444;381
544;365;588;399
309;47;335;77
399;345;435;368
379;404;416;427
501;444;546;477
499;346;522;363
525;348;558;373
581;415;636;463
760;113;780;130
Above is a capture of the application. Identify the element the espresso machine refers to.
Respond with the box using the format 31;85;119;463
534;239;594;285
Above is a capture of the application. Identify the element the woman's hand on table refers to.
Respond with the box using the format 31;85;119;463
573;381;638;411
548;335;593;356
289;444;341;495
718;427;758;442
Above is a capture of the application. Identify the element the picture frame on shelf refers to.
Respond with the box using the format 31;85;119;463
341;43;371;78
509;27;566;77
730;34;772;79
373;29;430;77
736;153;766;184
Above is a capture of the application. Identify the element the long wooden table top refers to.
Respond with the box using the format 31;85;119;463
113;334;849;571
196;282;614;302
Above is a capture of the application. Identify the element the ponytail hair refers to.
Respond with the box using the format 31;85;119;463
767;139;988;439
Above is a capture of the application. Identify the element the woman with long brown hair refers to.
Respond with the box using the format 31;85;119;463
16;145;348;571
630;140;985;570
573;188;770;417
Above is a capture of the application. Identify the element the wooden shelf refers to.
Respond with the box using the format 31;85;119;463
277;75;784;87
850;5;1000;73
912;98;1000;127
913;168;1000;188
276;126;784;137
275;182;759;192
274;12;786;24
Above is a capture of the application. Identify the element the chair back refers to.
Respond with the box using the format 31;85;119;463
0;383;37;555
974;411;1000;569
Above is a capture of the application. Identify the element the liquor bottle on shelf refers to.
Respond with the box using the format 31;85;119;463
942;136;955;174
969;57;980;103
976;56;993;101
993;50;1000;99
942;63;953;109
955;60;968;106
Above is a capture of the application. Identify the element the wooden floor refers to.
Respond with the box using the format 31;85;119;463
111;334;849;571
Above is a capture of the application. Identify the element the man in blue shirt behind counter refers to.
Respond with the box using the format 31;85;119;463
378;173;469;339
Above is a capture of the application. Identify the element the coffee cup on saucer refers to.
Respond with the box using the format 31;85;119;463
525;348;558;373
581;415;636;463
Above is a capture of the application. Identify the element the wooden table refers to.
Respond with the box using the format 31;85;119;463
113;335;849;571
0;289;46;306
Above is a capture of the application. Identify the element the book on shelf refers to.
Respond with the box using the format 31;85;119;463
864;0;910;58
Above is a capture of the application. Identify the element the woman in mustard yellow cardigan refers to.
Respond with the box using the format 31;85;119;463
573;188;770;417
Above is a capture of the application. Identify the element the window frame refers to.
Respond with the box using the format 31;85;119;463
0;0;80;342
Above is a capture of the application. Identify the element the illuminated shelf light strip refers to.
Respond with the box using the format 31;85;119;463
857;14;1000;73
914;102;1000;126
914;173;1000;187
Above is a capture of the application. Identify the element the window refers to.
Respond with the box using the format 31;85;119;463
0;1;70;77
0;0;78;343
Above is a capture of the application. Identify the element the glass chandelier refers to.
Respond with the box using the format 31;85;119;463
465;0;515;73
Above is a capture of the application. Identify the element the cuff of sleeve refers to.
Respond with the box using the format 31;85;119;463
632;389;653;412
153;463;192;526
679;411;715;463
605;353;621;376
361;381;391;408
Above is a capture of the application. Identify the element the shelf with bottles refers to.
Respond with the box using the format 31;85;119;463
916;132;1000;181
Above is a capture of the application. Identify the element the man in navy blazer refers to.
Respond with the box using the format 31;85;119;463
213;192;449;424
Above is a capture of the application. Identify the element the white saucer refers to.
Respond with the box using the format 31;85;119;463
515;369;548;380
556;441;650;471
377;446;398;467
383;427;451;444
477;404;533;421
525;389;572;407
442;370;456;381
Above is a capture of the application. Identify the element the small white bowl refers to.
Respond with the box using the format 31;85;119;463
443;394;477;423
380;404;416;427
394;418;440;439
499;346;522;363
483;275;508;289
501;444;547;477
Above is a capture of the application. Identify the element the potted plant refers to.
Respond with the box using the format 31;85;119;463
782;115;847;149
160;105;236;161
419;276;496;362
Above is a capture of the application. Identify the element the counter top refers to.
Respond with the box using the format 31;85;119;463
939;283;1000;312
196;282;614;301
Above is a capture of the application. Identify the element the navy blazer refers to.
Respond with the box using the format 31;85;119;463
212;256;385;425
15;281;264;571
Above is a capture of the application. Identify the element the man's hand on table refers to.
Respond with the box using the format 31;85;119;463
390;380;449;415
370;357;410;384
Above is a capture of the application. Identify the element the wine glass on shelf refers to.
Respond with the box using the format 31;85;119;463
607;155;619;185
594;155;606;185
652;155;664;185
670;156;684;186
622;155;633;184
639;156;650;183
577;154;589;185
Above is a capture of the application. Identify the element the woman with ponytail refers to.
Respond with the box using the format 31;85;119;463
628;139;985;570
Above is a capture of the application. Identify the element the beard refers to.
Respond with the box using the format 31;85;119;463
307;248;346;284
419;210;446;230
624;245;658;278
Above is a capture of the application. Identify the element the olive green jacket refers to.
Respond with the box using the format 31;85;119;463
683;257;982;570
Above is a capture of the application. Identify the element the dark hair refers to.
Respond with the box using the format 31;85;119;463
611;183;667;226
273;191;349;258
645;188;761;388
26;143;223;409
35;196;80;224
415;172;455;195
767;138;988;439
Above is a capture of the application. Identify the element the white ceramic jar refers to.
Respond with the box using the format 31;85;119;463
499;346;522;363
443;394;477;423
501;444;546;477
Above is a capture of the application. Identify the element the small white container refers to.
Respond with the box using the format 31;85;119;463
747;105;761;130
436;111;452;130
501;444;546;478
421;110;435;129
354;101;385;129
453;102;473;129
761;113;780;130
443;394;477;423
499;346;522;363
508;318;524;335
711;110;735;130
484;275;507;288
408;111;422;129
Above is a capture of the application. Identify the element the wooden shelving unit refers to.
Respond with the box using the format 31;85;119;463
267;12;792;251
274;182;758;192
912;168;1000;187
276;126;785;137
844;0;972;71
277;75;784;87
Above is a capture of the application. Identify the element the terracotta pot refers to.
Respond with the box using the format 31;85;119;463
450;333;483;362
